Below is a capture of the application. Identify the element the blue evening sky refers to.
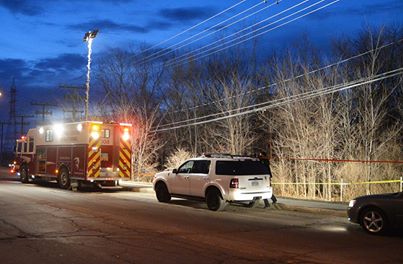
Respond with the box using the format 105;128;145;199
0;0;402;120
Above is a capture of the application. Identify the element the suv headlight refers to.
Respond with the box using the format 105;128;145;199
348;200;356;208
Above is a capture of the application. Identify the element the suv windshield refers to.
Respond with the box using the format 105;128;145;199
215;160;269;175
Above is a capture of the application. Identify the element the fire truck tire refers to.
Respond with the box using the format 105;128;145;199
58;167;71;189
20;165;29;184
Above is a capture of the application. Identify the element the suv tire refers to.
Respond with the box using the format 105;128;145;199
206;189;226;211
155;182;171;202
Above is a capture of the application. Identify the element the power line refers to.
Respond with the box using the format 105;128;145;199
59;85;85;121
31;101;58;123
156;68;403;131
152;67;403;132
15;114;35;136
139;0;249;56
167;0;312;65
169;0;338;68
165;0;309;67
168;38;403;114
141;0;279;64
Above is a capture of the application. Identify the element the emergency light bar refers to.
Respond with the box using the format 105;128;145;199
119;123;132;127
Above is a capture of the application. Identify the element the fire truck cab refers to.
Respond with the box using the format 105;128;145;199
13;121;132;189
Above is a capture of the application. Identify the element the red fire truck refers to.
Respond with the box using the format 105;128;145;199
12;121;132;189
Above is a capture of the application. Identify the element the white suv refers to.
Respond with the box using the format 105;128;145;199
152;154;273;211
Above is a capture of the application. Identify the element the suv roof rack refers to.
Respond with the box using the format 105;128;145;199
200;153;256;160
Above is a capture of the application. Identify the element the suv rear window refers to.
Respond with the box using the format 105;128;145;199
215;160;269;175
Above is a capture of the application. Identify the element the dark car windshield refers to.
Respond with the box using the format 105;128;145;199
215;160;269;175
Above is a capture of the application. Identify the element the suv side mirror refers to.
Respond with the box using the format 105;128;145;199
172;169;178;174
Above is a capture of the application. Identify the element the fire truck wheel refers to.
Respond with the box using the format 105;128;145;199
58;168;71;189
20;165;29;184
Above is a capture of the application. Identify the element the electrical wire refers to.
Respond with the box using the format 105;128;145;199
156;68;403;131
152;67;403;132
168;38;403;114
141;0;281;64
138;0;249;56
169;0;339;68
158;73;379;129
166;0;311;67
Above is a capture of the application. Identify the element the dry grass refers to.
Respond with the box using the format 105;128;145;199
272;161;402;201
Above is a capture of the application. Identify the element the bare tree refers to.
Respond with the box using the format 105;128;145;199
95;48;165;180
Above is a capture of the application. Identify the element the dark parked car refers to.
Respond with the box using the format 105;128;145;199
348;192;403;234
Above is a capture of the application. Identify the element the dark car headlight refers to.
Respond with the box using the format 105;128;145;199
348;199;356;208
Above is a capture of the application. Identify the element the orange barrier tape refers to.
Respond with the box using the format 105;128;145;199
272;179;402;185
285;157;403;164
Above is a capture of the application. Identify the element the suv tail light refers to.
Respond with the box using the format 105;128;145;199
230;178;239;189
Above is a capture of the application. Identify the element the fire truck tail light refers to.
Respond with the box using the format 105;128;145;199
91;131;100;140
122;128;130;141
77;123;83;132
91;125;100;139
55;169;59;174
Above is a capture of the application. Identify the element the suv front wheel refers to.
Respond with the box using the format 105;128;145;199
206;188;226;211
155;182;171;203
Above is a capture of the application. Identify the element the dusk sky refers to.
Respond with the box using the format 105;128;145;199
0;0;402;121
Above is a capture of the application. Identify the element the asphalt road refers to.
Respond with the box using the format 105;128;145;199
0;173;402;264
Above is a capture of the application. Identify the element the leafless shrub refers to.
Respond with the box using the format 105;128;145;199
164;148;194;170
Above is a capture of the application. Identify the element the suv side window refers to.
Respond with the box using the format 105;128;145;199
192;160;210;174
178;161;194;174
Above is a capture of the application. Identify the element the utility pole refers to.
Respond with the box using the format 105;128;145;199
9;78;17;140
59;85;85;121
31;101;58;123
0;121;11;163
15;115;34;136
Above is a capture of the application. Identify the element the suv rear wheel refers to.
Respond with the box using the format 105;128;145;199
155;182;171;202
206;189;226;211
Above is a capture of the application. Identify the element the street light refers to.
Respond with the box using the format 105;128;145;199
83;29;99;121
83;29;98;42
